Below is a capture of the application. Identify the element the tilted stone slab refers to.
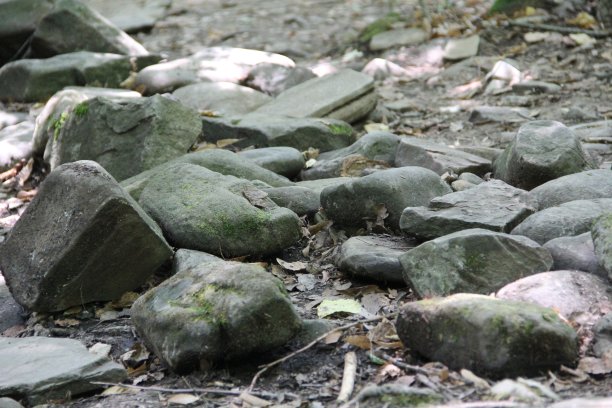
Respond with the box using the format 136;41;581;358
131;260;302;373
399;229;552;297
0;337;126;405
528;169;612;210
172;82;271;116
0;161;172;312
400;180;537;240
592;213;612;281
396;294;578;377
395;136;492;176
237;146;305;178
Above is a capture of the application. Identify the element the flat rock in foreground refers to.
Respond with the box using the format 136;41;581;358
396;294;578;377
0;161;173;312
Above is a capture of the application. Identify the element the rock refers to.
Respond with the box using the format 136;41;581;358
458;172;484;184
296;177;354;193
47;94;202;181
84;0;171;33
293;319;337;346
369;28;428;51
172;249;222;275
511;198;612;244
337;235;416;284
396;294;578;377
400;180;537;240
400;229;552;297
133;47;294;94
131;260;302;373
29;0;148;58
253;69;376;124
395;136;492;176
0;161;172;312
172;82;271;116
138;163;301;257
451;179;476;191
0;281;24;333
528;169;612;210
591;213;612;280
0;110;28;131
544;233;607;277
456;146;503;162
0;397;23;408
549;398;612;408
237;147;305;178
484;60;521;95
0;122;33;171
469;106;533;124
0;337;127;405
262;186;320;216
321;167;452;231
443;35;480;61
0;51;158;103
592;314;612;359
243;63;316;96
512;80;561;94
362;58;411;80
200;114;353;152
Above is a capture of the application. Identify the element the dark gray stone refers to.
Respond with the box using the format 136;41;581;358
544;233;606;277
528;169;612;210
591;213;612;281
262;186;320;216
172;82;271;116
238;147;305;178
243;63;316;96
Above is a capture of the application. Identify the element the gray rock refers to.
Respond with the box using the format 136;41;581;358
321;167;452;231
131;260;302;373
172;82;271;116
172;249;222;275
0;397;23;408
512;80;561;94
262;186;320;216
243;63;316;96
0;51;157;103
400;228;552;297
456;146;503;162
511;198;612;244
138;163;301;257
134;47;294;94
29;0;148;58
0;337;127;405
0;122;33;171
0;111;28;131
443;35;480;61
469;106;533;124
395;136;492;176
458;172;484;184
84;0;170;33
400;180;537;240
591;213;612;280
200;114;353;152
494;121;595;190
549;398;612;408
450;179;476;191
369;28;428;51
47;95;201;181
592;314;612;359
528;169;612;210
254;69;376;124
337;235;416;284
0;282;24;333
396;294;578;377
362;58;411;80
0;161;172;312
238;147;305;178
544;233;606;277
295;177;354;193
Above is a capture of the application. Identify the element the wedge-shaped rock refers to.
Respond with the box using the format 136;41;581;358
0;161;172;312
396;294;578;377
511;198;612;244
544;233;606;277
399;229;552;297
528;169;612;210
47;95;201;181
131;260;302;373
0;337;126;405
201;113;353;152
172;82;271;116
138;163;301;257
134;47;294;94
321;167;452;231
254;69;376;123
395;136;491;176
238;146;305;178
592;213;612;281
401;180;537;240
494;120;595;190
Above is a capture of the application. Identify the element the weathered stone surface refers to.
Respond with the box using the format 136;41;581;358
131;260;302;373
254;69;375;123
262;186;320;216
0;337;127;404
369;28;428;51
29;0;148;58
200;114;353;152
443;35;480;60
321;167;452;231
0;122;33;171
138;163;301;257
592;314;612;359
172;249;221;275
494;121;595;190
400;180;537;240
399;229;552;297
243;63;316;96
544;233;606;277
47;95;201;181
528;169;612;210
469;106;532;124
512;80;561;94
337;235;416;284
396;294;578;377
84;0;171;33
133;47;294;94
238;147;305;178
0;280;24;333
395;136;491;176
592;213;612;280
172;82;271;116
511;198;612;244
0;161;172;312
0;110;28;131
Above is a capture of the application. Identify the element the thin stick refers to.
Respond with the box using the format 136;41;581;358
375;351;430;375
508;21;612;37
247;312;398;391
337;351;357;402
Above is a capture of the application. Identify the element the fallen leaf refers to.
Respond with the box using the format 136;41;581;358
340;155;390;177
460;369;490;389
101;385;139;396
569;33;596;46
567;12;597;29
243;189;273;209
317;298;362;318
324;330;343;344
54;318;80;327
364;123;389;133
168;393;200;405
276;258;307;272
216;138;241;148
345;335;371;350
374;363;401;384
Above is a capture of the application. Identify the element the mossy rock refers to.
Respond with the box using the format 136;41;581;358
358;12;403;43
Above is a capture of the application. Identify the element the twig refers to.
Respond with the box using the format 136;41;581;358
508;21;612;37
340;383;436;408
247;312;399;392
337;351;357;402
375;351;430;375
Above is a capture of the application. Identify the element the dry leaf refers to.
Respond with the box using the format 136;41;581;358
344;335;371;350
101;385;139;395
242;189;273;209
317;298;362;318
276;258;307;272
54;318;80;327
216;138;241;148
340;155;390;177
324;330;343;344
567;12;597;29
374;363;401;384
200;110;220;117
569;33;596;46
168;393;200;405
360;292;390;315
364;123;389;133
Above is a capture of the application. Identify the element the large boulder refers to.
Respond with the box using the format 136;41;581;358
131;260;302;373
172;82;271;116
528;169;612;210
591;213;612;281
0;161;172;312
396;294;578;377
543;233;607;277
399;229;553;297
237;146;305;178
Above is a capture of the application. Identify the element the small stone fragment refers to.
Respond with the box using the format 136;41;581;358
443;35;480;61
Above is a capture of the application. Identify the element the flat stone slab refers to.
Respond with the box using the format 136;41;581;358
469;106;533;124
172;82;271;116
443;35;480;60
0;337;126;405
528;169;612;210
369;28;428;51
